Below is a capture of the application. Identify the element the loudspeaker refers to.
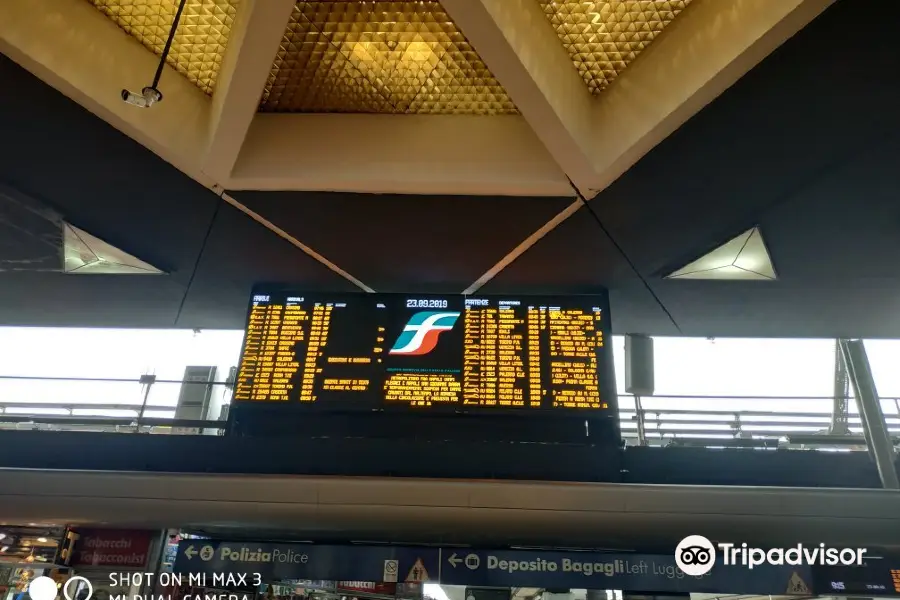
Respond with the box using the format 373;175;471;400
625;334;654;396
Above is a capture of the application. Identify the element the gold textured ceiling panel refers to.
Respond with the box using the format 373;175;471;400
260;1;518;115
538;0;691;94
87;0;239;95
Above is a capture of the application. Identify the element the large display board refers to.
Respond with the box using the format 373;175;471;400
233;290;616;415
813;561;900;596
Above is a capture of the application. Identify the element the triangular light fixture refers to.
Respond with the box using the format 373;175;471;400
666;227;776;280
63;223;164;275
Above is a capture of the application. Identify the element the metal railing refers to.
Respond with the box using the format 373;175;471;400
619;404;900;448
1;374;899;448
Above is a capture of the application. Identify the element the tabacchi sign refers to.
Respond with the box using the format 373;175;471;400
72;529;155;568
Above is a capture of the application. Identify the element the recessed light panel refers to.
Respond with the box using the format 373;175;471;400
667;227;776;281
64;223;165;274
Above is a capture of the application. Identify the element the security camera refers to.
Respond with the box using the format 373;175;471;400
121;86;163;108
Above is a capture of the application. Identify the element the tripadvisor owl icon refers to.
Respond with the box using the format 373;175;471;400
675;535;716;576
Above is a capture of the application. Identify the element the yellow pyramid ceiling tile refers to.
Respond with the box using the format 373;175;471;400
85;0;239;95
537;0;692;94
259;1;518;115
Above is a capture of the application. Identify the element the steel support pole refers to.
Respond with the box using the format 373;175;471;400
839;339;900;490
830;338;851;434
634;394;648;446
137;373;156;431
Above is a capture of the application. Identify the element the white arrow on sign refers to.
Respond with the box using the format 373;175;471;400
447;553;462;568
184;546;197;559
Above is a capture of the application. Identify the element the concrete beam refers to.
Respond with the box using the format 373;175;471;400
228;114;571;196
441;0;596;196
202;0;295;182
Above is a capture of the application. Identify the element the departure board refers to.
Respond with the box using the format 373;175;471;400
813;561;900;596
233;291;616;415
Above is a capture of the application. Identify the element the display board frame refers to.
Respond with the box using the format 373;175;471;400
229;286;618;420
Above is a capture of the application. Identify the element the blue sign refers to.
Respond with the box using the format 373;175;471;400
439;550;812;595
174;542;814;595
174;541;438;584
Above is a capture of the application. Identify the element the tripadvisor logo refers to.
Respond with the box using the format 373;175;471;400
675;535;868;576
675;536;716;576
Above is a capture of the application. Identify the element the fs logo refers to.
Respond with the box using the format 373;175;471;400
389;311;460;356
675;535;716;576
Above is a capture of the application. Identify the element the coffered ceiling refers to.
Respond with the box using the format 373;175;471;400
0;0;831;197
82;0;694;113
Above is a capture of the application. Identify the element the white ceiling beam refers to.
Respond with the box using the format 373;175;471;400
0;0;215;188
202;0;295;182
441;0;596;196
228;114;572;196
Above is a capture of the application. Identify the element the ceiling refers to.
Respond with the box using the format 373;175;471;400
5;469;900;547
0;0;828;194
3;0;900;338
79;0;691;114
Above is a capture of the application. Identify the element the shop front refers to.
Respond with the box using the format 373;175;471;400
61;528;159;600
0;525;68;600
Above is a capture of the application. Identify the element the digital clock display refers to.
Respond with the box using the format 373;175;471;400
406;298;449;309
234;291;616;414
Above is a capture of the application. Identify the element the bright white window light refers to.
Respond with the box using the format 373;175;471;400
424;584;452;600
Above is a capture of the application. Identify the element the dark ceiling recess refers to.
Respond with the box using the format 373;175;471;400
481;207;681;336
173;201;361;328
3;0;900;337
229;190;573;294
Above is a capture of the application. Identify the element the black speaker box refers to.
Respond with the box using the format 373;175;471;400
625;334;654;396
